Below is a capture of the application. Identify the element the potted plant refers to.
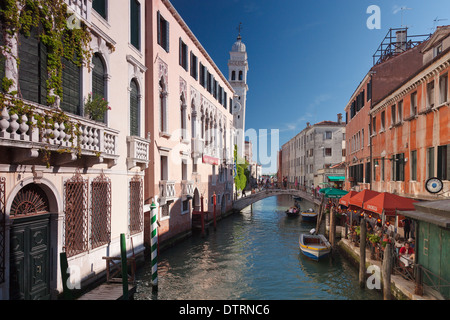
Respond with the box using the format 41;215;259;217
84;92;111;121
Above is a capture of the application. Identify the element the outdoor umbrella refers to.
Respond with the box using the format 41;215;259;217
348;189;380;208
338;190;359;207
362;192;418;216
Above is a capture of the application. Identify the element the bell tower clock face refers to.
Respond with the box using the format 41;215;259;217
425;177;443;194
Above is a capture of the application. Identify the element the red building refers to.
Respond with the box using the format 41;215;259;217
344;28;430;192
370;26;450;200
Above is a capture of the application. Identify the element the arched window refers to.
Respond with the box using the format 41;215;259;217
92;53;107;122
130;79;140;136
180;95;187;140
239;70;243;81
231;71;235;81
159;77;167;133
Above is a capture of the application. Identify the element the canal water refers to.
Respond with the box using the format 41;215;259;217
135;195;382;300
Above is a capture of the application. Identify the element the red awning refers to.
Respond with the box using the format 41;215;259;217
339;191;359;207
348;189;380;208
363;192;418;215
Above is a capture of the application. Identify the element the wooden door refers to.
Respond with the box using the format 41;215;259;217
10;214;50;300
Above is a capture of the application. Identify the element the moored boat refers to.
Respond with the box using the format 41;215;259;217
299;233;331;261
301;208;317;221
285;206;300;216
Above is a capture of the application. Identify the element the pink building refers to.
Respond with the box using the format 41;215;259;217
144;0;241;246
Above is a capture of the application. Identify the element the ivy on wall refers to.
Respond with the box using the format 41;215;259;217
0;0;93;167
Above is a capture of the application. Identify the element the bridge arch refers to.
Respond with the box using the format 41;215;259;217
232;189;321;212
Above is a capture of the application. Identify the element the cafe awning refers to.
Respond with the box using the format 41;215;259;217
327;176;346;182
338;190;359;207
348;189;380;208
362;192;418;216
319;188;348;198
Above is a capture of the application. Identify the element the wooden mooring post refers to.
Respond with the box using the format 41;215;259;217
359;218;366;288
382;242;392;300
120;233;129;300
329;205;336;248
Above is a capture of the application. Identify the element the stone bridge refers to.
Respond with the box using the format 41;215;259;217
232;189;321;212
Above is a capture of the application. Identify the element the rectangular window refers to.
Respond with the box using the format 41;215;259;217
93;0;107;20
161;155;168;180
179;38;188;71
367;80;372;102
397;100;403;122
199;63;206;87
190;52;198;80
411;150;417;181
325;131;332;139
392;153;405;181
411;92;417;116
157;11;169;52
437;144;449;180
130;0;141;50
90;175;112;249
439;73;448;105
381;157;385;181
129;177;143;235
324;148;332;157
427;147;435;178
161;203;170;218
381;111;385;130
427;81;435;109
391;104;396;125
372;116;376;135
207;71;212;93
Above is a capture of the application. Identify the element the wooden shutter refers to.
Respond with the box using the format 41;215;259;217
157;11;161;46
165;19;170;52
92;53;106;122
18;28;41;104
93;0;107;19
61;57;81;115
130;0;141;50
130;79;139;136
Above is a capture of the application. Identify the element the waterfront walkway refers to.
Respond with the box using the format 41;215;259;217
338;238;439;300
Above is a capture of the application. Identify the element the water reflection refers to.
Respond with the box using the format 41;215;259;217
135;195;382;300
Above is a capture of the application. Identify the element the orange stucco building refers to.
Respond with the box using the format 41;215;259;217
370;26;450;200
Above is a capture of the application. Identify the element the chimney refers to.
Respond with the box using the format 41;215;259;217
337;113;343;124
396;30;407;54
306;122;310;127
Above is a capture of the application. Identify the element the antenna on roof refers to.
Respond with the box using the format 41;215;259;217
430;17;448;32
399;6;412;28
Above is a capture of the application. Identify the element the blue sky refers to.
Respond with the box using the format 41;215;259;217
169;0;450;173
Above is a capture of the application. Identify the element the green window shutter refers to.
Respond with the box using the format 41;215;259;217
92;53;106;122
130;0;140;50
18;28;40;104
130;79;139;136
60;57;81;115
93;0;107;20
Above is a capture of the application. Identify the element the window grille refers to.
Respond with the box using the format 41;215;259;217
129;175;143;235
90;173;111;249
64;172;89;258
0;177;5;283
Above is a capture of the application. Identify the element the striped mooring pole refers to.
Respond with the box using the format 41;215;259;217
150;200;158;292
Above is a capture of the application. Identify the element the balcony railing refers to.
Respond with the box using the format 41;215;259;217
0;99;118;167
181;180;194;196
127;135;150;170
159;180;176;201
66;0;91;23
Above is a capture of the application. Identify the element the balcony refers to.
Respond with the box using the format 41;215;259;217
0;99;119;168
181;180;194;197
127;135;150;170
159;180;176;205
65;0;91;23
